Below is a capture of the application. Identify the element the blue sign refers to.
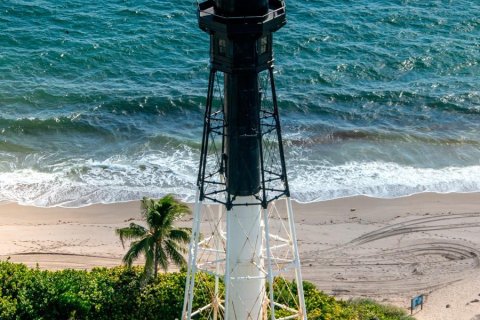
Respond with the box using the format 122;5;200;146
411;294;424;314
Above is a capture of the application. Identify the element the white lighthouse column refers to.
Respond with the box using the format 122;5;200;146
225;196;265;320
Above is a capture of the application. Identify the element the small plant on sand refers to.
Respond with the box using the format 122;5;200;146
116;195;192;278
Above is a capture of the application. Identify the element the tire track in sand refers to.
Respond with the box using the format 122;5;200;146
301;212;480;298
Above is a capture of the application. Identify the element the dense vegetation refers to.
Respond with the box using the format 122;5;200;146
0;261;415;320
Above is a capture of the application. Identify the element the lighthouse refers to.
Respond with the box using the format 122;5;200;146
182;0;306;318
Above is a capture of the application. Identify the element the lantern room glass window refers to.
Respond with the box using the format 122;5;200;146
218;38;227;56
258;36;268;55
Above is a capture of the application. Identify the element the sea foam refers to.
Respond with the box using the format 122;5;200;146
1;159;479;207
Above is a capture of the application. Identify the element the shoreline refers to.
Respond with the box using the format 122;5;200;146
3;189;480;210
1;192;480;319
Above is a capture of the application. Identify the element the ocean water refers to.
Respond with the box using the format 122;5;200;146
0;0;479;207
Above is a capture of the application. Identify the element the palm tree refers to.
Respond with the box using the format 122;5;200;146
116;195;192;278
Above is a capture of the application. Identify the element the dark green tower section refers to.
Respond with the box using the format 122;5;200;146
197;0;288;208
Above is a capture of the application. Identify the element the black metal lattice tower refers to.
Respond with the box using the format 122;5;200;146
196;0;289;210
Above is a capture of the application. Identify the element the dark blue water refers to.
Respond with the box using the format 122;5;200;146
1;0;479;206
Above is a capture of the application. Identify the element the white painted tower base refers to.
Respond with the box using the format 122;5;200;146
225;196;264;319
182;191;307;320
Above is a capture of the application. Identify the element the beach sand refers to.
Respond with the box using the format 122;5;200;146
1;192;479;319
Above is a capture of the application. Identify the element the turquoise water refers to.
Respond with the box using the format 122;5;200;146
0;0;479;206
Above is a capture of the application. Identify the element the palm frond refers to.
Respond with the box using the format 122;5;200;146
156;243;169;272
168;228;192;244
159;194;191;219
143;195;191;230
165;239;187;268
147;208;163;229
115;223;147;248
122;236;150;267
140;197;155;221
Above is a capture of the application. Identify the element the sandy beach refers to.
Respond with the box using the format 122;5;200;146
1;192;480;319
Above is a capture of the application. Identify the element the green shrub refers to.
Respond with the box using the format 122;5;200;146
0;261;415;320
138;272;187;319
347;299;416;320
